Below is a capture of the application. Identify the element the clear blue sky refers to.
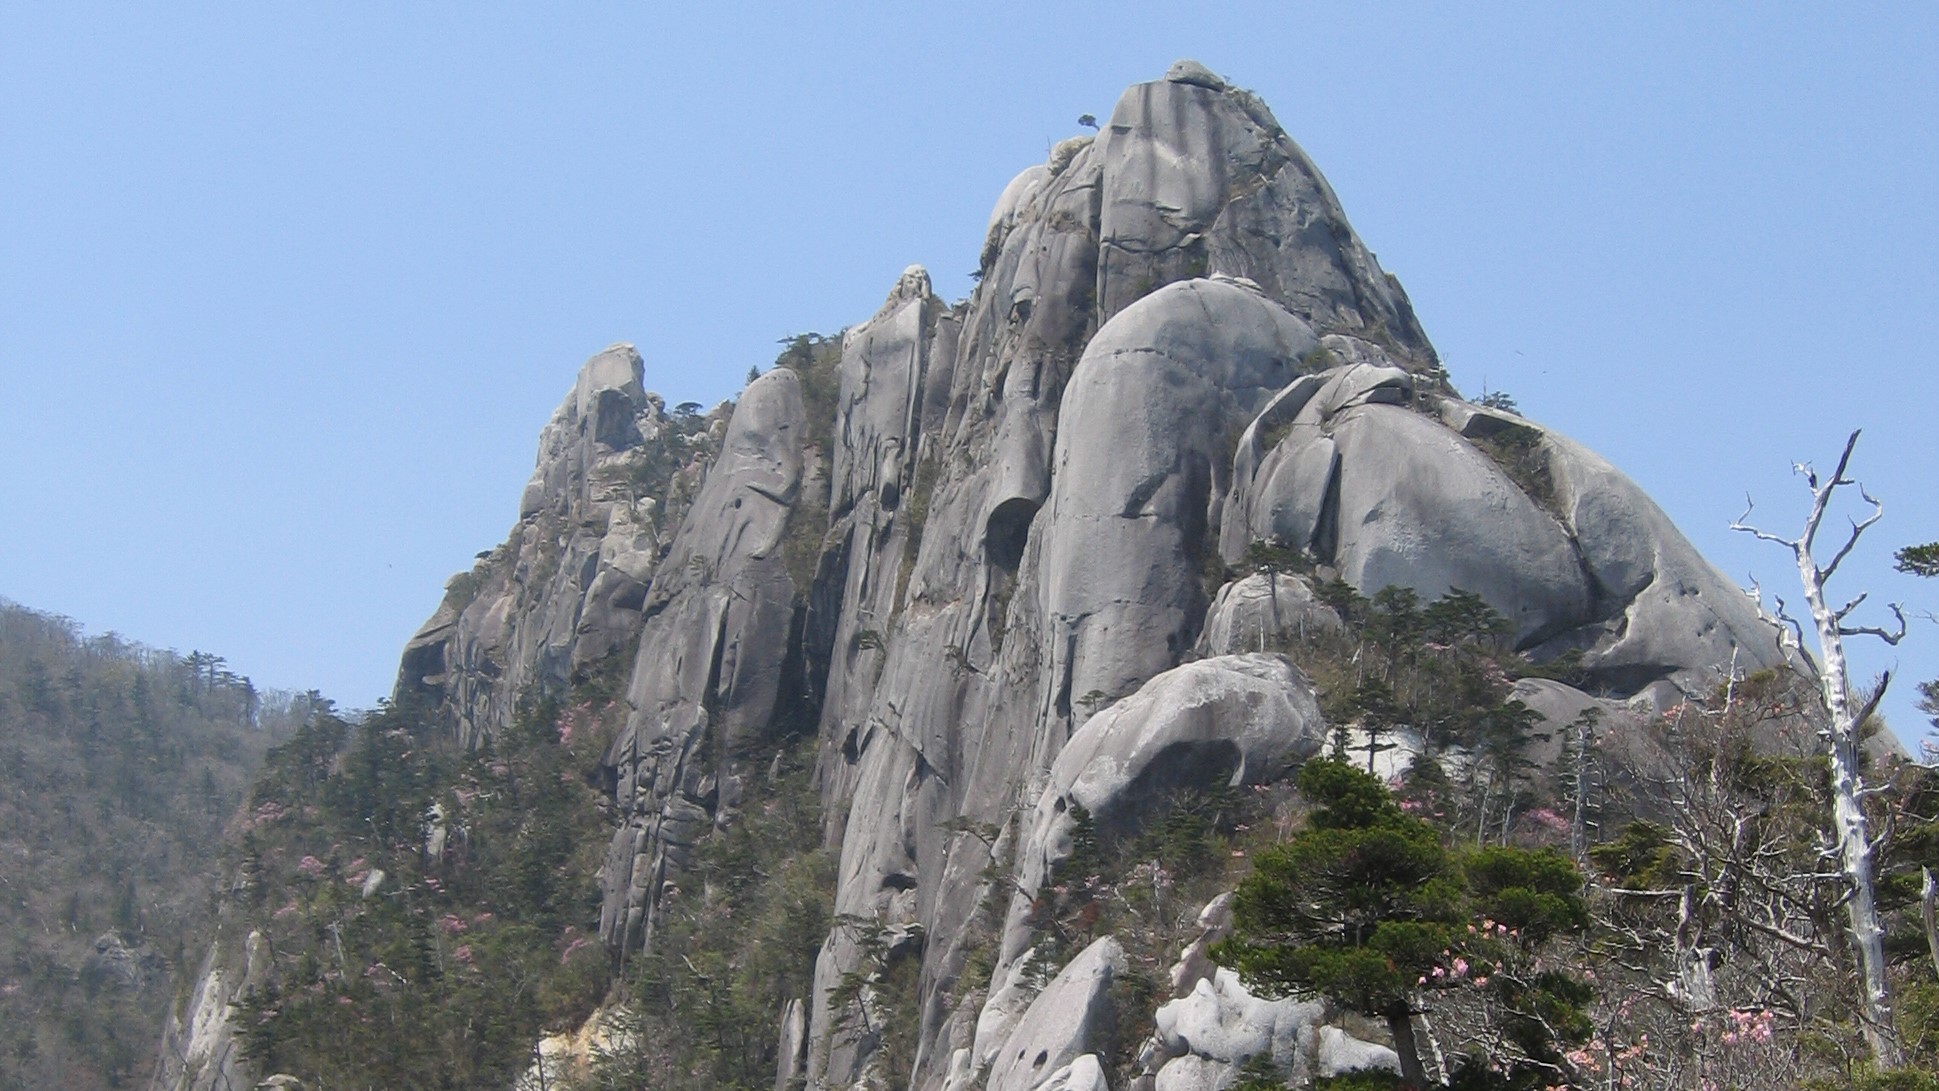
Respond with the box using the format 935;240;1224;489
2;5;1934;738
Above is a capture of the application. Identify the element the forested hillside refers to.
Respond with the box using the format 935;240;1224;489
0;600;303;1088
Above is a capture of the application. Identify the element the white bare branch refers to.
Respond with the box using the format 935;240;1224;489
1800;430;1865;555
1839;603;1907;646
1822;483;1885;583
1769;596;1816;672
1731;494;1795;548
1852;671;1893;731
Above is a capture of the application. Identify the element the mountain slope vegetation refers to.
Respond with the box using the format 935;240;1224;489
0;600;301;1089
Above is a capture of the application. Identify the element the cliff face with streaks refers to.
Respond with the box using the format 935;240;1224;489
156;62;1788;1091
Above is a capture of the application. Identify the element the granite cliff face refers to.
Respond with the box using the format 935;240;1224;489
155;62;1788;1091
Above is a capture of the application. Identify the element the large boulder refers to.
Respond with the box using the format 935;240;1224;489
1153;969;1323;1070
1197;572;1342;656
1005;654;1325;968
1328;403;1592;646
1543;433;1789;690
987;938;1127;1091
1223;367;1788;692
1225;366;1592;646
1034;278;1315;717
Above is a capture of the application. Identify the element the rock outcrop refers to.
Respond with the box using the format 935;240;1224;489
597;366;807;952
156;61;1792;1091
395;345;721;747
150;928;271;1091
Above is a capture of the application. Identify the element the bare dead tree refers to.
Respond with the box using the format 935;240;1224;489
1586;676;1863;1089
1733;429;1908;1069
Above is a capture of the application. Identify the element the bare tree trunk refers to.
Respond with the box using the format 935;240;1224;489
1735;430;1906;1070
1386;1005;1429;1089
1922;867;1939;981
1804;553;1898;1066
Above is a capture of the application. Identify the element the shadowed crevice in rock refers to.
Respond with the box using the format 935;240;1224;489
985;497;1039;572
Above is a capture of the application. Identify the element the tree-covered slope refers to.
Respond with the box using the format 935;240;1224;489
0;600;300;1089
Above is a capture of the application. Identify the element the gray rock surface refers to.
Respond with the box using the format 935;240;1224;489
1035;1054;1111;1091
1542;432;1791;689
597;367;806;952
1224;367;1788;689
1153;969;1322;1069
1197;572;1342;656
395;344;699;746
1032;279;1315;725
1152;1053;1230;1091
775;998;809;1091
1225;367;1592;646
1127;897;1394;1091
1092;63;1434;364
1315;1026;1400;1078
83;930;167;991
1328;402;1592;646
1009;654;1326;947
986;938;1126;1091
1169;893;1235;998
149;928;271;1091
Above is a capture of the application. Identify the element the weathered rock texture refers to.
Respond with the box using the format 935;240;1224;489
395;345;723;748
598;367;807;952
150;927;271;1091
157;62;1788;1091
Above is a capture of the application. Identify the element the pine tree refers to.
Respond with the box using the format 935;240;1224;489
1218;760;1590;1088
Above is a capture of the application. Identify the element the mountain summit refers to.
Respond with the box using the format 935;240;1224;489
153;62;1793;1091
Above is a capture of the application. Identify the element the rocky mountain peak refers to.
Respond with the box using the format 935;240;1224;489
155;63;1799;1091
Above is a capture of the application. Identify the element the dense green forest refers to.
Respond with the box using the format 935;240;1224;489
0;599;304;1089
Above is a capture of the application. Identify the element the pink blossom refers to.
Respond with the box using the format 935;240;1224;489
296;855;325;876
1525;807;1569;833
452;944;473;964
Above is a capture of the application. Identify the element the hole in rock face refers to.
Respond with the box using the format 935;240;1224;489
1033;1051;1049;1069
985;497;1039;572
